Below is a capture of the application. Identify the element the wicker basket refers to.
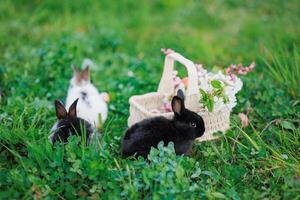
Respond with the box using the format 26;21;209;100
128;52;230;141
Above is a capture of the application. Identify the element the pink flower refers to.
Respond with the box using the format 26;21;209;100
230;74;236;81
231;64;237;70
226;62;255;77
238;113;249;128
182;77;189;87
248;62;255;70
237;69;244;75
226;67;232;75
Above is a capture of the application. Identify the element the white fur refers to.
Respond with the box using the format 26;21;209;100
66;61;108;128
48;122;57;142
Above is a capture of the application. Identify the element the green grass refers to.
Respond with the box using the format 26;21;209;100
264;45;300;99
0;0;300;199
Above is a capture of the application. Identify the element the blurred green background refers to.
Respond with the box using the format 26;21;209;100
0;0;299;199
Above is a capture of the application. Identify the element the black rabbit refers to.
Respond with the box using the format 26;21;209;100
48;98;94;145
121;90;205;158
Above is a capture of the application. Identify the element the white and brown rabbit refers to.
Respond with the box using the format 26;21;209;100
49;99;94;144
66;60;108;128
121;90;205;158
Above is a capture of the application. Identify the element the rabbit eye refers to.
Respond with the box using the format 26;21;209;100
190;122;197;127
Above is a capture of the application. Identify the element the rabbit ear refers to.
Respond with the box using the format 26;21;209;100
82;65;90;81
172;96;185;116
176;89;185;100
54;100;67;120
72;64;81;73
68;98;79;118
72;64;82;82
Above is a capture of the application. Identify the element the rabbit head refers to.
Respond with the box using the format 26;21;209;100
49;98;93;144
172;90;205;138
70;65;90;87
68;64;98;102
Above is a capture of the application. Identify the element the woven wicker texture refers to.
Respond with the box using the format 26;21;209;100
128;52;230;141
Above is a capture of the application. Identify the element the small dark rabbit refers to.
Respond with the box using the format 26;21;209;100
48;98;93;145
121;90;205;158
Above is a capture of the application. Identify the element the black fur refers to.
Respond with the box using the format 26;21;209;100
121;90;205;158
50;117;93;144
81;91;88;100
49;99;93;145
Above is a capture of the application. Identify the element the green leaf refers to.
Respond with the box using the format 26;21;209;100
210;192;227;199
200;89;208;99
280;121;295;130
207;98;214;112
223;95;229;104
211;80;222;89
175;165;185;179
214;88;223;96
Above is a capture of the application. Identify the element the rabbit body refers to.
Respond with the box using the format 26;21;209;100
121;90;205;158
122;117;195;157
66;83;107;128
66;61;108;128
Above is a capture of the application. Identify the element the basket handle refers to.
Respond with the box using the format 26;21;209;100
157;52;199;104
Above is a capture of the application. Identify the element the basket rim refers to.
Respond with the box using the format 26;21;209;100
129;92;231;117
